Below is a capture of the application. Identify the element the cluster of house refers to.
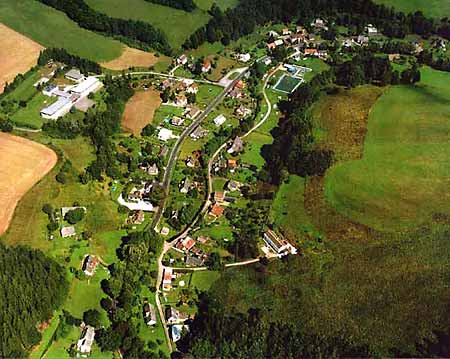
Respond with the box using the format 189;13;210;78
161;78;199;107
177;54;212;73
40;69;102;120
262;229;297;257
173;235;210;267
60;206;86;239
118;181;158;212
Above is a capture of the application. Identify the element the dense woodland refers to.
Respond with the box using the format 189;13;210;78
37;0;172;55
0;244;69;358
145;0;196;12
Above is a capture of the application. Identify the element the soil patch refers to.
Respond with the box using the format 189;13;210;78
101;47;159;70
122;89;161;135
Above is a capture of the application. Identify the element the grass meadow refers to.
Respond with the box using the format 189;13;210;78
325;67;450;231
374;0;450;18
0;0;124;62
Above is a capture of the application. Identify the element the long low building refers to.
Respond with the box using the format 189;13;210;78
40;97;73;120
70;76;103;97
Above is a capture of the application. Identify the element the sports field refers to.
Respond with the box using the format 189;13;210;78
0;23;43;94
122;89;162;135
86;0;210;49
325;67;450;231
0;0;123;62
374;0;450;18
0;133;57;235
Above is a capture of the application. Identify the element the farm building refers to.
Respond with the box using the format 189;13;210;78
263;230;297;256
83;255;98;276
70;76;103;98
40;97;73;120
65;69;84;82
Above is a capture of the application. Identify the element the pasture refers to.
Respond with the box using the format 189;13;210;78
0;23;43;94
0;0;123;62
86;0;211;49
325;67;450;231
122;89;162;135
0;133;57;235
374;0;450;18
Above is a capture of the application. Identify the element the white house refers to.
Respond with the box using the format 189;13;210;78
213;114;227;127
158;128;177;142
77;326;95;354
177;54;188;65
366;24;378;36
238;53;251;63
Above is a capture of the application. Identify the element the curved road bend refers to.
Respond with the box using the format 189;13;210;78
152;68;249;353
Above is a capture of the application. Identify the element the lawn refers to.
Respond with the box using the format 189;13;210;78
1;69;41;102
240;131;272;168
10;92;55;129
374;0;450;18
191;270;220;291
271;175;319;240
0;0;123;62
325;67;450;231
86;0;211;49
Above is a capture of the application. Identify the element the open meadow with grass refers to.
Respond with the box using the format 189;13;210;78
0;0;124;62
325;67;450;232
374;0;450;18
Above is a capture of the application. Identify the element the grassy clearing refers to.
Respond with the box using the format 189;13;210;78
0;0;123;62
240;131;272;168
191;270;220;291
10;93;55;129
86;0;210;49
325;67;450;231
194;0;239;11
374;0;450;18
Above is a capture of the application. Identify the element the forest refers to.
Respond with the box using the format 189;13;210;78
0;244;69;358
38;48;102;74
183;0;441;49
145;0;196;12
37;0;172;55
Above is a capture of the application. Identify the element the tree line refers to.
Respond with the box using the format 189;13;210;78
37;0;172;55
183;0;445;49
145;0;196;12
0;243;69;358
38;48;102;74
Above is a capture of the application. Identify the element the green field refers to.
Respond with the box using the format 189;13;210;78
325;67;450;231
0;0;123;62
86;0;210;49
374;0;450;18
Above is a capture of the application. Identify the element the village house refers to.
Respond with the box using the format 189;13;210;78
128;210;145;225
186;157;196;168
366;24;378;36
202;59;212;73
263;229;297;256
77;325;95;355
180;178;192;194
158;127;176;142
311;18;328;31
176;94;188;107
160;227;170;236
83;255;98;276
388;53;401;62
186;82;199;94
165;306;180;324
214;191;225;203
282;28;291;36
268;30;279;38
209;203;225;218
143;302;157;326
213;114;227;127
61;226;76;238
177;54;188;65
176;236;196;252
184;104;201;119
274;39;284;47
357;35;369;46
304;48;319;57
162;267;174;291
267;42;277;51
238;53;251;63
229;87;244;99
128;189;143;203
235;105;252;118
162;79;173;90
148;163;159;176
197;235;210;244
190;126;209;140
228;137;244;154
65;68;84;82
227;180;241;192
171;116;185;126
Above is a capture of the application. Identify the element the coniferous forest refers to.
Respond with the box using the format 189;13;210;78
0;244;69;358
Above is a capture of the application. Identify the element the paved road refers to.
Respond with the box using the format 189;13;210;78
152;67;249;353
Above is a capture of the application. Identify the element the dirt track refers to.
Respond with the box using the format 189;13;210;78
0;23;43;93
0;133;57;235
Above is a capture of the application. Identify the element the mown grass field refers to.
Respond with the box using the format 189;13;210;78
0;0;123;62
325;67;450;232
374;0;450;18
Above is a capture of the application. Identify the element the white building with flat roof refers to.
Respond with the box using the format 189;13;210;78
213;114;227;127
70;76;102;97
77;326;95;354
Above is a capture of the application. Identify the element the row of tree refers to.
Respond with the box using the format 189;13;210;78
145;0;196;12
38;48;101;74
38;0;172;55
0;244;69;358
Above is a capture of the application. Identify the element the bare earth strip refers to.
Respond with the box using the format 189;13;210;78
122;90;161;135
101;47;159;70
0;133;57;235
0;23;44;93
